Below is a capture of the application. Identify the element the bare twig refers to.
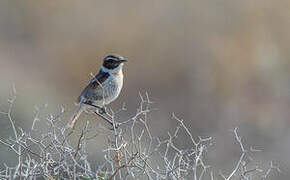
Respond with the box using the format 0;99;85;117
0;91;279;180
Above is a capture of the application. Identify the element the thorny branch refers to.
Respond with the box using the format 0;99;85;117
0;90;280;179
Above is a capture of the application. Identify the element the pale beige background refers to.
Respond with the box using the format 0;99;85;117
0;0;289;179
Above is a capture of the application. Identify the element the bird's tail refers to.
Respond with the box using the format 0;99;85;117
67;104;85;128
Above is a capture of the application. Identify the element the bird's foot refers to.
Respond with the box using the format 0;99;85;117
108;122;120;130
98;106;107;114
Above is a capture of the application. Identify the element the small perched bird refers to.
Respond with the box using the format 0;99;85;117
67;54;127;128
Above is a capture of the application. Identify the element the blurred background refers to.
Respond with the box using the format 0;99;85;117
0;0;289;179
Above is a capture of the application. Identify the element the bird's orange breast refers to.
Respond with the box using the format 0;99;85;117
113;72;121;77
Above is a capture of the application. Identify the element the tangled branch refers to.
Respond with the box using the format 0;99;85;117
0;89;280;179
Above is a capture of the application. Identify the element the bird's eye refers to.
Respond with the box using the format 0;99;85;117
103;59;120;69
105;60;113;64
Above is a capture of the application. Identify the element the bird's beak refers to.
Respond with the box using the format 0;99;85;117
119;59;128;63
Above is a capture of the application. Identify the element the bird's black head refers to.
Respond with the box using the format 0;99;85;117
103;54;127;69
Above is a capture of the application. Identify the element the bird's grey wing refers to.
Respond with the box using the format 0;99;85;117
77;70;110;103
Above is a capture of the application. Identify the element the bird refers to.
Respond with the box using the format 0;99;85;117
67;54;127;128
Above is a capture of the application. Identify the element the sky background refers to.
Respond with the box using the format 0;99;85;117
0;0;289;179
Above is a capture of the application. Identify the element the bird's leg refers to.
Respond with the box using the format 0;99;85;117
94;111;113;126
94;110;120;130
83;101;119;129
94;111;119;130
84;101;103;112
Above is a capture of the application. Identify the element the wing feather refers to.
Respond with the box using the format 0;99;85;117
77;70;110;102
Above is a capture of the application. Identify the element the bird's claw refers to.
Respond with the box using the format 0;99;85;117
108;122;120;130
98;107;107;114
